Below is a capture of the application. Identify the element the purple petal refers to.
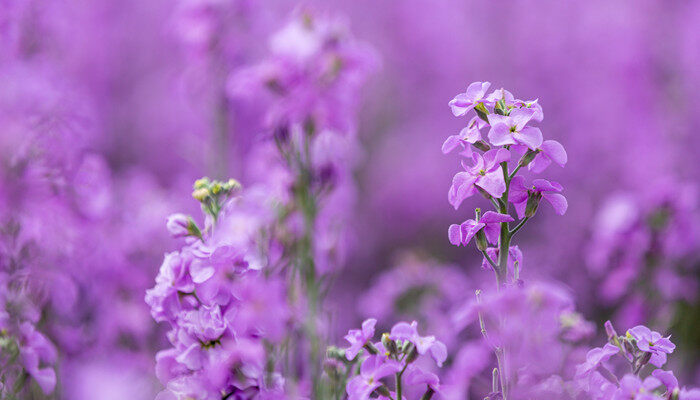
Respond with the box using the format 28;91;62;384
532;179;563;193
483;148;510;170
513;126;543;150
508;176;529;203
429;341;447;367
441;135;461;154
542;193;568;215
528;153;551;173
476;171;506;198
541;140;567;167
460;220;486;245
465;81;491;100
448;224;462;246
488;123;516;147
480;211;514;224
460;126;481;143
510;108;535;130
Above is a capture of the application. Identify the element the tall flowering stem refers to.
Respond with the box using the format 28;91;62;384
444;82;568;398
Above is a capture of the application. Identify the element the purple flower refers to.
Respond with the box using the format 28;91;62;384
442;117;487;157
448;148;510;209
345;318;377;360
651;369;678;393
346;355;401;400
627;325;675;367
487;108;543;150
449;82;491;117
403;364;440;391
389;321;447;367
575;343;619;386
528;140;568;173
509;177;568;218
613;375;663;400
448;211;513;247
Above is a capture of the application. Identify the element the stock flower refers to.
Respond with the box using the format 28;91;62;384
487;108;543;150
528;140;568;173
389;321;447;366
613;375;663;400
652;369;678;393
449;81;491;117
574;343;619;385
345;318;377;360
448;211;513;247
509;177;567;218
166;213;192;238
448;148;510;209
627;325;675;367
19;322;57;394
346;355;401;400
442;117;487;157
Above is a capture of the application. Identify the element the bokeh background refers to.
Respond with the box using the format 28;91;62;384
1;0;699;398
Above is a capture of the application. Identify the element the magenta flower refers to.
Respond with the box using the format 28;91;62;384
528;140;568;173
509;177;568;218
627;325;675;367
344;318;377;360
389;321;447;367
442;117;487;157
449;81;491;117
575;343;619;389
346;355;401;400
19;323;57;395
487;108;543;150
613;375;663;400
166;213;191;238
403;365;440;391
448;148;510;209
651;369;678;393
448;211;514;247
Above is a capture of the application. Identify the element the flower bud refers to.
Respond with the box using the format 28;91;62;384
166;214;201;239
382;333;398;356
323;359;343;380
604;320;617;342
192;188;210;201
672;388;680;400
475;229;488;251
525;192;542;218
473;140;491;152
474;102;490;122
518;149;539;167
376;385;391;397
405;344;419;364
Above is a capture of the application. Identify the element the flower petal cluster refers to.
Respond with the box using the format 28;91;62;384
343;320;445;400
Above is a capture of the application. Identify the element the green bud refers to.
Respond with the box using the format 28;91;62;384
473;140;491;152
405;344;419;364
525;192;542;218
474;102;490;123
326;346;347;361
376;385;391;397
475;229;488;252
518;149;540;167
381;333;398;356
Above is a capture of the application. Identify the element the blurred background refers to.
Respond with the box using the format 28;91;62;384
1;0;698;398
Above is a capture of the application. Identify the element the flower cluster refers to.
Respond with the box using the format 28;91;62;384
574;321;699;400
587;182;699;328
334;319;445;400
444;82;567;288
147;181;291;399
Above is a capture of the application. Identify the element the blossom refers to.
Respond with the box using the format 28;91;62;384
166;213;192;238
346;355;401;400
448;148;510;209
19;322;57;394
487;108;543;150
449;81;491;117
442;117;487;157
345;318;377;360
613;374;663;400
448;211;513;247
389;321;447;367
574;343;619;385
627;325;675;367
509;177;568;218
528;140;568;173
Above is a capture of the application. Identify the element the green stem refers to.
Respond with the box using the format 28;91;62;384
509;217;529;236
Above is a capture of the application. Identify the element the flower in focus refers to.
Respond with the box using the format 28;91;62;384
345;318;377;360
449;81;491;117
448;211;513;247
487;108;543;150
448;148;510;209
627;325;675;367
509;177;567;218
